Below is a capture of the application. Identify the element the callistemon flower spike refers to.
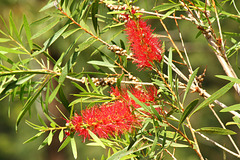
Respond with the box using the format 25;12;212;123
125;18;163;68
69;101;141;142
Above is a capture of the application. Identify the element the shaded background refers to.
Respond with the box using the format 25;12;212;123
0;0;240;159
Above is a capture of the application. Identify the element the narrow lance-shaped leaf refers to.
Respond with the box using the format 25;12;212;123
38;136;48;150
179;99;199;127
58;136;71;152
215;75;240;83
71;137;78;159
0;46;27;54
220;104;240;112
32;18;60;39
168;47;173;88
39;1;57;12
152;3;181;12
127;91;151;113
182;68;199;104
16;78;50;130
59;129;64;143
92;0;99;34
195;127;237;135
88;129;106;149
48;130;53;145
23;132;44;144
23;15;33;50
9;11;22;43
88;60;117;68
48;64;68;104
190;82;234;116
42;24;69;51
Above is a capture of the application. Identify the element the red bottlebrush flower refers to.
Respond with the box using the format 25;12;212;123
70;101;141;142
111;86;157;108
125;19;163;68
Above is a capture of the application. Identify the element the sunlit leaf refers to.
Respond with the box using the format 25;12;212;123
58;136;71;152
182;68;199;104
31;18;60;39
42;24;69;50
48;131;53;145
0;46;26;54
39;1;56;12
59;129;64;143
16;79;50;130
71;137;78;159
190;82;234;116
220;104;240;112
38;136;48;150
152;3;181;12
88;60;117;68
23;15;33;50
196;127;237;135
88;129;106;149
215;75;240;83
23;132;44;144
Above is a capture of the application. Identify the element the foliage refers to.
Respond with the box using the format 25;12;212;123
0;0;240;159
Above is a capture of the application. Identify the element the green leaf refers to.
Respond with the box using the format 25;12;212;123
9;11;22;43
92;0;99;34
58;136;71;152
38;136;48;150
195;127;237;135
16;79;50;130
179;99;199;126
107;145;151;160
75;37;96;52
142;16;161;20
0;38;11;43
0;70;52;76
215;75;240;83
23;132;44;144
48;84;60;104
48;131;53;145
182;68;199;104
0;46;26;54
32;18;60;39
42;24;69;50
190;82;234;116
106;148;130;160
150;105;162;122
168;48;173;88
59;129;64;143
220;104;240;112
152;3;181;12
59;86;70;110
44;112;59;127
72;81;87;92
16;74;35;85
39;1;56;12
88;129;106;149
87;60;117;68
71;137;78;159
127;91;151;113
62;28;81;39
232;116;240;129
23;15;33;50
107;11;126;14
25;120;45;130
161;9;175;20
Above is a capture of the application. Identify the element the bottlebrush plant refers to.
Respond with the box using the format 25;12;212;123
0;0;240;159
